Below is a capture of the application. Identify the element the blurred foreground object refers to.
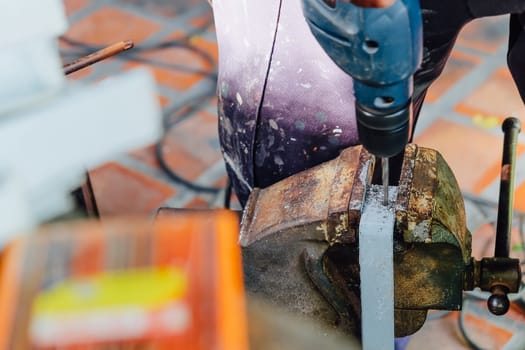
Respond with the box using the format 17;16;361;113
0;0;162;244
0;211;248;349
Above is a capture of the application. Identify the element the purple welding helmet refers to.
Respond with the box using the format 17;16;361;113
212;0;523;206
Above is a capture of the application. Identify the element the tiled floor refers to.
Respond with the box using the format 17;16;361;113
61;1;525;349
62;0;227;212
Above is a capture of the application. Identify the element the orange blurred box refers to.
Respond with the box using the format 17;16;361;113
0;210;247;350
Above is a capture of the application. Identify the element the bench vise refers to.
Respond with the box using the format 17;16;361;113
240;134;521;337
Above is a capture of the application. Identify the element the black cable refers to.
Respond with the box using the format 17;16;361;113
155;140;221;194
154;89;222;194
223;177;232;209
123;55;217;77
155;89;222;194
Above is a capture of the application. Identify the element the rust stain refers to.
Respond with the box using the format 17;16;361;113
326;146;361;244
501;164;511;182
328;146;371;245
240;155;338;246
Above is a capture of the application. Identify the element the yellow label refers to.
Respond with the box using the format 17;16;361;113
33;267;187;315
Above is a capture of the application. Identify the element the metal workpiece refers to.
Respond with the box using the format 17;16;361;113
359;185;397;349
240;144;472;338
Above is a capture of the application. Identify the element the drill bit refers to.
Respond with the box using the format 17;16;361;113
382;157;389;206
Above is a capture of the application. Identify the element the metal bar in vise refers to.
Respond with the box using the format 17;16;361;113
359;185;398;350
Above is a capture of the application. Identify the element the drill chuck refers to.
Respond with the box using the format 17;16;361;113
356;100;411;158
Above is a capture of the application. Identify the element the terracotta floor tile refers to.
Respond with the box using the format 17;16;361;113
471;144;525;195
159;139;210;181
130;144;220;181
189;36;218;65
514;182;525;213
213;175;228;188
63;0;89;16
65;6;161;45
158;95;169;107
470;223;495;260
124;46;214;90
162;30;189;42
190;14;215;30
166;110;221;162
159;113;222;181
407;312;468;350
425;50;480;103
184;196;210;209
163;96;217;126
129;144;161;169
129;109;221;183
165;103;198;125
117;0;178;17
455;67;525;123
121;28;217;91
470;223;524;260
456;16;509;54
117;0;205;17
89;162;176;217
414;119;506;194
463;313;514;348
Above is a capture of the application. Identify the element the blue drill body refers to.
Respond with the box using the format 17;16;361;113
302;0;423;158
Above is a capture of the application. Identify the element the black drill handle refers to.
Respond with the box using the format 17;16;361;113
495;117;521;258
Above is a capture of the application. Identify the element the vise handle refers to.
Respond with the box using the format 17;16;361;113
464;117;522;316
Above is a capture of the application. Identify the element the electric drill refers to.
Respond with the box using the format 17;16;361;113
301;0;422;203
